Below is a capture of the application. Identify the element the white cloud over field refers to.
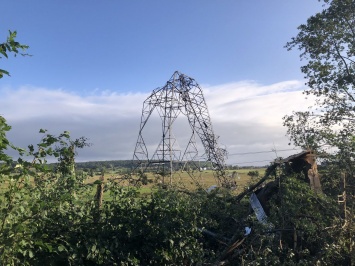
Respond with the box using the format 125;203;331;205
0;80;312;166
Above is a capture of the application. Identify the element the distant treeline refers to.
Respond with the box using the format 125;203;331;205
74;160;266;171
0;160;267;171
75;160;133;170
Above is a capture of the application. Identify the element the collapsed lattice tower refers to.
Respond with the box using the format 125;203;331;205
132;71;227;185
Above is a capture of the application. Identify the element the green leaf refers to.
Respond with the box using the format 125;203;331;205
58;245;65;252
45;244;53;252
0;69;10;76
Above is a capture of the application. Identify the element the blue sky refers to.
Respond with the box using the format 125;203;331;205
1;1;324;165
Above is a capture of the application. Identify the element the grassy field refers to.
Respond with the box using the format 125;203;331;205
0;168;266;201
87;168;266;195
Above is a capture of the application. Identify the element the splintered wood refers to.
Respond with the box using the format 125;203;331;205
277;150;322;193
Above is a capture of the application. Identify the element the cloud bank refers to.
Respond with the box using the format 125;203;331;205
0;80;312;166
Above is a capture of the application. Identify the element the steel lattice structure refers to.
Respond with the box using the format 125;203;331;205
132;71;228;185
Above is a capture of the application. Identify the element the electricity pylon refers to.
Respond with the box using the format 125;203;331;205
132;71;228;186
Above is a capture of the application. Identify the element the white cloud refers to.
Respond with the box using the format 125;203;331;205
203;80;313;165
0;80;312;166
204;80;307;124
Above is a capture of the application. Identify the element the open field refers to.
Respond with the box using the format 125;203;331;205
86;168;267;196
0;167;266;201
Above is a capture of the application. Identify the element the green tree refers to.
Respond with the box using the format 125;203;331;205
284;0;355;151
0;30;29;78
283;1;355;263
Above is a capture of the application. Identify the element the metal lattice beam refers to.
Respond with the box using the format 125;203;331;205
132;71;228;185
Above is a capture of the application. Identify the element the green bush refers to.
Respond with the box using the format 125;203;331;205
0;116;354;265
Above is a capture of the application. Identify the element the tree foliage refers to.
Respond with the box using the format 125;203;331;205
283;1;355;264
284;0;355;151
0;30;29;78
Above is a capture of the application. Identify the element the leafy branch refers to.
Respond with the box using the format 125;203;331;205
0;30;30;78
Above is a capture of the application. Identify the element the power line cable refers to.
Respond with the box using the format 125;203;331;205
228;148;301;156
